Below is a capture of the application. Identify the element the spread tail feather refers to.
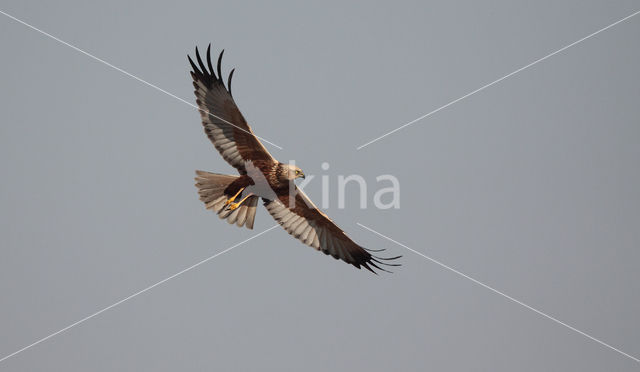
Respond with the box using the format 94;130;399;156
194;170;258;229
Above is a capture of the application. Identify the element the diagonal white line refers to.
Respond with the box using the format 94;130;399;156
0;225;279;364
0;9;283;150
357;223;640;364
356;10;640;150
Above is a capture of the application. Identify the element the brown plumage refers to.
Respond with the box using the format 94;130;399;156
190;45;400;273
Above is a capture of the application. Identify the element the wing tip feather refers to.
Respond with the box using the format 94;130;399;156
188;44;235;95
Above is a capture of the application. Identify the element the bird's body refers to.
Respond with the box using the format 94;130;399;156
189;45;399;273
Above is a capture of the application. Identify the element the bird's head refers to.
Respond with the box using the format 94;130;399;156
281;163;305;181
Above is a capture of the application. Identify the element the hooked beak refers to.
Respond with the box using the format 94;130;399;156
300;173;306;179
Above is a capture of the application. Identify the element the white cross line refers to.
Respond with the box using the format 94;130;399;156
0;9;283;150
0;225;279;364
357;223;640;364
356;9;640;150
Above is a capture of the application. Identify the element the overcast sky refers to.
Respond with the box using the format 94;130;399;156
1;1;639;371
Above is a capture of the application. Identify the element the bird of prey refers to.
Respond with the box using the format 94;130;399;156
189;45;400;273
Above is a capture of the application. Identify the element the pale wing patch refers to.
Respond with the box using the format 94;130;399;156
263;191;401;273
190;46;276;174
264;199;321;250
194;84;246;170
263;197;348;259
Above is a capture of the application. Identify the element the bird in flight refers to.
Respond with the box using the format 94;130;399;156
189;45;400;273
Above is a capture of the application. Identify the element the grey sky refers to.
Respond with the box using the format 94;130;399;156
1;1;639;371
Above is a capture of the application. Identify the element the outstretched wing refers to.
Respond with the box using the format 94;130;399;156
263;188;401;273
189;45;275;174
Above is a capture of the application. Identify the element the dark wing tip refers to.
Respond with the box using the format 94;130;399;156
360;249;401;274
364;247;385;252
367;260;393;274
217;49;225;83
195;46;211;78
189;44;235;94
360;262;379;275
187;55;200;75
372;257;401;267
227;68;235;97
206;44;214;73
373;254;402;261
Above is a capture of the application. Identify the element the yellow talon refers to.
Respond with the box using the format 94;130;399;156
226;193;253;211
224;187;245;206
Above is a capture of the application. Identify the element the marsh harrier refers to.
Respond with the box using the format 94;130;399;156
190;45;400;273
